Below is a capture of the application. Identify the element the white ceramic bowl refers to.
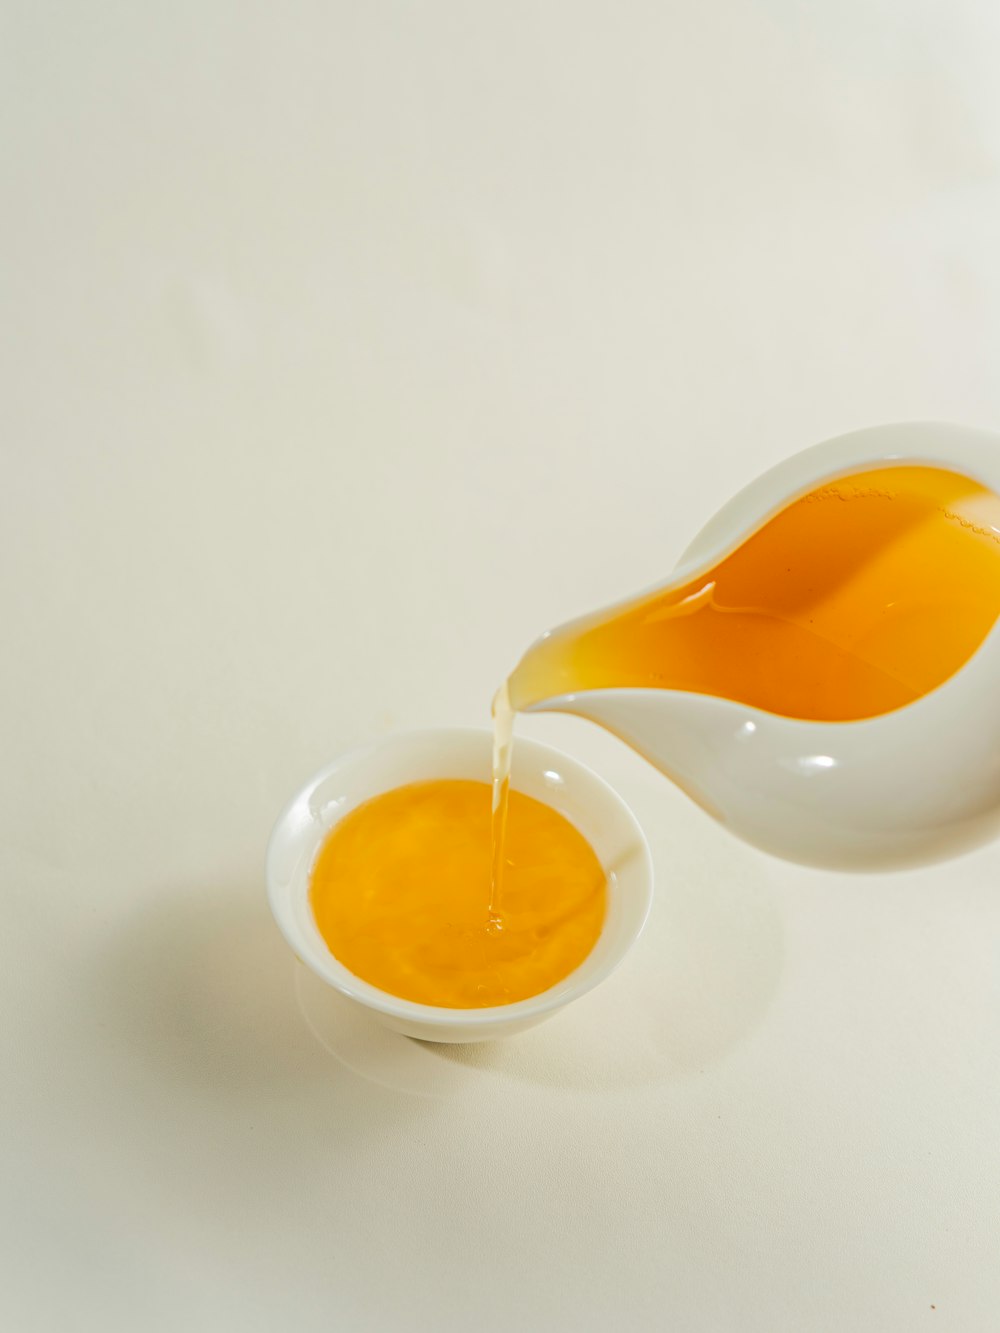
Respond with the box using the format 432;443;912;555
266;728;653;1042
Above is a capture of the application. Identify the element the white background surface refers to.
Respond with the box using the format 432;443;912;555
3;4;1000;1330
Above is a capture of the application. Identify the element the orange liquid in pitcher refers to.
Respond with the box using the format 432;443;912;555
506;466;1000;722
311;779;606;1008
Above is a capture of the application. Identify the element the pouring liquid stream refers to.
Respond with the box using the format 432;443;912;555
488;680;514;930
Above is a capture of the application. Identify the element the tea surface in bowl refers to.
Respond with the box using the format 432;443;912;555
310;778;606;1009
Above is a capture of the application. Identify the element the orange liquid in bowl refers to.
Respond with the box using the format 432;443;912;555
310;779;606;1009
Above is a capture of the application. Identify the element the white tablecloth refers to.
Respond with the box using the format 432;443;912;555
3;4;999;1329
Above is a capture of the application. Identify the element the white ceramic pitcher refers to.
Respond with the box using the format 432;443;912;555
516;422;1000;870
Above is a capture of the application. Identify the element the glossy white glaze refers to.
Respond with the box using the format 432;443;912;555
524;423;1000;869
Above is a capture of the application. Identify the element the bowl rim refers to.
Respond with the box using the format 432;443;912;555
266;726;654;1032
